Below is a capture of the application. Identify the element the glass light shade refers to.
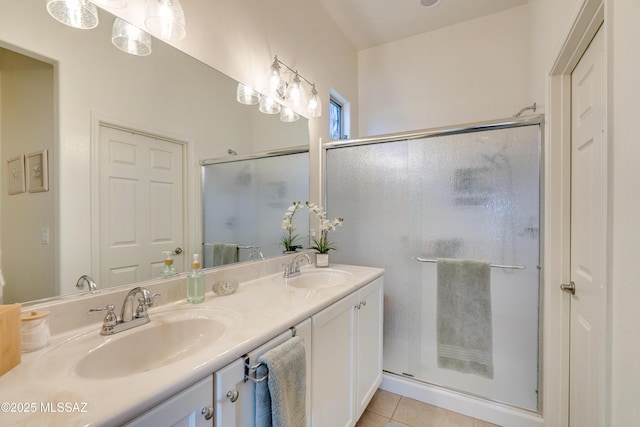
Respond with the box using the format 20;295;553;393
421;0;441;7
92;0;127;8
236;83;260;105
145;0;186;41
46;0;99;29
259;95;281;114
264;59;286;102
280;106;300;123
285;73;307;113
307;84;322;118
112;18;152;56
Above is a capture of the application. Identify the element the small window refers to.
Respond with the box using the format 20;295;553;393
329;98;343;141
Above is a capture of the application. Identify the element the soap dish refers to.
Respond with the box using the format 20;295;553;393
211;279;239;296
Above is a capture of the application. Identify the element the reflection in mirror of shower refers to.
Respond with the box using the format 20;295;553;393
325;124;541;412
201;152;310;269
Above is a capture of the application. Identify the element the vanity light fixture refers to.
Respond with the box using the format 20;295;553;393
280;106;300;123
236;83;260;105
264;57;287;102
420;0;441;7
112;18;152;56
285;72;308;114
250;55;322;119
46;0;99;29
258;95;282;115
307;84;322;118
144;0;186;41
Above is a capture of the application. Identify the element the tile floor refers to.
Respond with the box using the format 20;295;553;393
355;389;502;427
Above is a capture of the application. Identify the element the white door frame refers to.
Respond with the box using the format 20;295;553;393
89;113;196;282
544;0;606;425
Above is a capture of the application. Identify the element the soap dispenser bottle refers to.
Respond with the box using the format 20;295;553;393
187;254;205;303
160;251;177;278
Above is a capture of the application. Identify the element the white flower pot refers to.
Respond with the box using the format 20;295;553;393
316;253;329;268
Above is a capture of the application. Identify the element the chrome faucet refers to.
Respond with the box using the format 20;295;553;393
283;253;312;278
120;287;159;323
76;275;99;293
89;287;160;336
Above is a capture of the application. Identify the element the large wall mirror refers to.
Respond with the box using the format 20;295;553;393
0;2;310;306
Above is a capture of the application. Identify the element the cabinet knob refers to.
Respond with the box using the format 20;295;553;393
201;406;214;420
227;389;239;403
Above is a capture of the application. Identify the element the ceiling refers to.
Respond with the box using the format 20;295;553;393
314;0;529;50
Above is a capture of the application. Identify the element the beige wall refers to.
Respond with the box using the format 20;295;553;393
357;5;531;136
108;0;359;145
609;0;640;425
0;49;55;303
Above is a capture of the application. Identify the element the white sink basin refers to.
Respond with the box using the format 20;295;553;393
75;317;225;379
276;268;353;289
30;306;234;380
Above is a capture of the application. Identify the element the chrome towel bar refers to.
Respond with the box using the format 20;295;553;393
416;257;526;270
243;327;297;383
202;243;256;249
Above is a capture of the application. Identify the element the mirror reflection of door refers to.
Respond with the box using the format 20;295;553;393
98;124;185;287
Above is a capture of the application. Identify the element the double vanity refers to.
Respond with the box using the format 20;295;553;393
0;254;383;426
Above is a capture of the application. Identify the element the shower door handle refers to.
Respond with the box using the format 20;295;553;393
560;281;576;295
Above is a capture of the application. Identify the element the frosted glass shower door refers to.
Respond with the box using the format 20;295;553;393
201;152;309;267
325;124;541;411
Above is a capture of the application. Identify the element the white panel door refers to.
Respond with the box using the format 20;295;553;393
569;27;606;427
99;125;185;286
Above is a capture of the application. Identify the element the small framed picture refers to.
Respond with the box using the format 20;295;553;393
7;154;26;195
26;149;49;193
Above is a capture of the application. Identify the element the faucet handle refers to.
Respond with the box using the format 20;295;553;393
146;293;161;307
89;304;118;328
135;293;160;318
135;297;148;318
89;304;115;313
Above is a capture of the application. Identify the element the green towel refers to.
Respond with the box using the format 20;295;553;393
436;257;494;379
213;243;238;266
255;336;306;427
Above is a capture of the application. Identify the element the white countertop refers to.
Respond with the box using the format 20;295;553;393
0;262;383;427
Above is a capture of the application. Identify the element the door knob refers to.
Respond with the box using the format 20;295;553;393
172;247;183;255
560;281;576;295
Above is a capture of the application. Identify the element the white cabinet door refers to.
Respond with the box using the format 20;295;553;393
311;278;384;427
311;291;358;427
214;358;245;427
355;277;383;419
124;376;213;427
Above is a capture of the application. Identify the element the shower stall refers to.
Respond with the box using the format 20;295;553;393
324;116;543;420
